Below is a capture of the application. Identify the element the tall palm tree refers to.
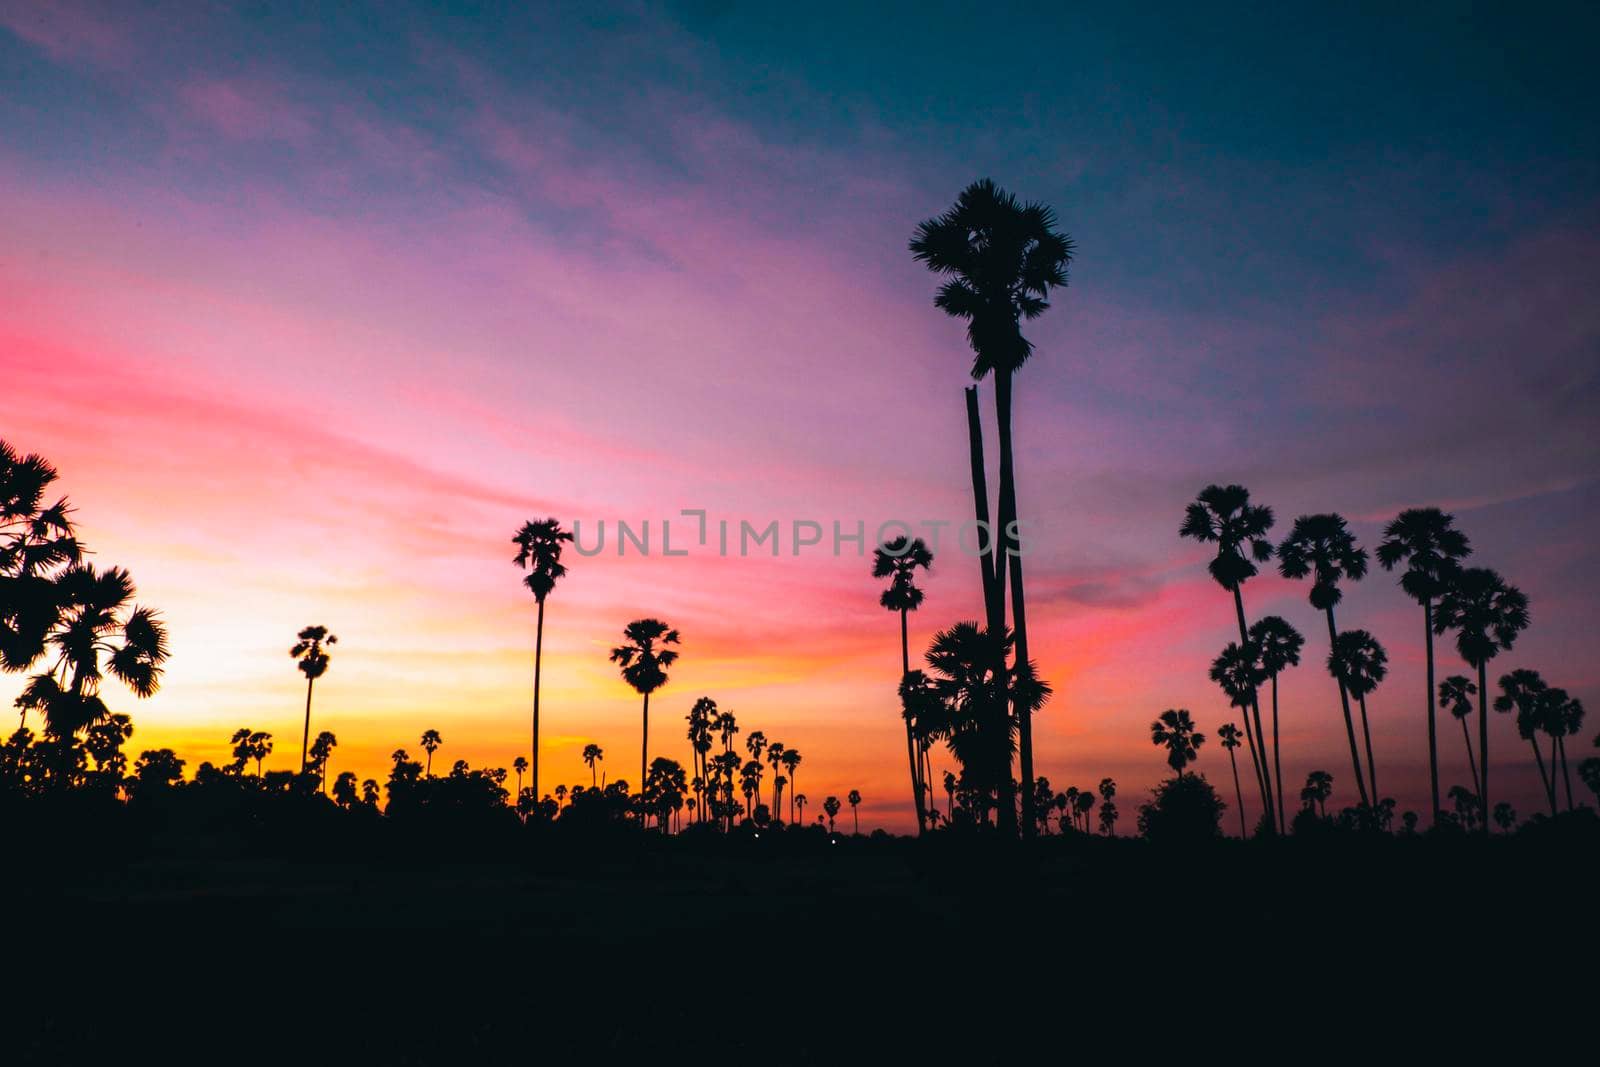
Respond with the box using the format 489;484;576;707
1180;484;1278;831
795;793;809;825
581;743;603;787
781;748;802;825
289;626;337;775
512;755;528;800
1438;675;1481;794
1492;669;1555;815
1150;709;1205;777
1376;508;1471;823
911;180;1072;839
513;518;573;806
0;440;80;686
1545;689;1585;811
13;564;168;740
609;619;681;795
1218;723;1247;837
1329;630;1387;803
1277;513;1371;809
874;536;934;834
1209;641;1266;824
1433;567;1529;832
847;788;862;834
420;729;442;777
766;741;786;818
1249;615;1303;830
686;696;717;823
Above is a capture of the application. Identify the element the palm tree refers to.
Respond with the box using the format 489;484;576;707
874;536;934;834
1545;689;1585;811
1434;567;1529;831
13;564;168;740
609;619;680;795
420;729;442;777
911;180;1073;838
847;788;862;834
289;626;337;775
1447;785;1480;831
308;730;337;791
781;748;802;825
766;741;786;818
1302;770;1334;818
513;518;573;805
1492;669;1555;815
1150;709;1205;777
1438;675;1482;795
1377;508;1471;823
1097;778;1117;836
823;795;841;832
581;743;603;787
686;696;717;823
1181;484;1279;829
513;755;528;799
0;440;80;688
1250;615;1303;830
1492;802;1516;833
1277;513;1371;809
1209;641;1264;822
1218;722;1248;837
1329;630;1387;802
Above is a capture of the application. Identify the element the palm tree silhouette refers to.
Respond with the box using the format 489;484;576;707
1491;801;1516;833
1150;709;1205;777
1277;513;1371;809
289;626;337;775
874;536;934;834
0;440;80;688
1097;778;1117;836
230;728;272;776
308;730;337;791
1249;615;1303;829
794;793;808;825
1493;669;1556;815
686;696;717;823
1180;485;1279;830
1434;567;1529;831
823;795;841;832
14;564;169;740
513;518;573;806
1301;770;1334;818
1218;722;1248;837
911;180;1072;838
766;741;786;818
420;729;442;777
1329;630;1387;802
581;743;603;787
1438;675;1482;794
1447;784;1481;831
609;619;680;796
1545;688;1584;810
1377;508;1470;823
846;789;862;834
1209;642;1264;823
781;748;802;825
943;769;957;821
512;755;528;799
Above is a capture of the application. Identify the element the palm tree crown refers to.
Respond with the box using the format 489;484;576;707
873;537;933;612
1329;630;1388;700
1277;513;1368;610
908;178;1074;378
291;626;336;680
512;518;573;603
1376;507;1470;603
1150;708;1205;776
610;619;680;695
1250;616;1304;676
1180;484;1275;591
1433;568;1529;667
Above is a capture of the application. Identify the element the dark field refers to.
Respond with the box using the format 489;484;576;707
10;818;1596;1062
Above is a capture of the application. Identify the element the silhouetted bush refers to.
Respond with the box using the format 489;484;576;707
1136;773;1224;843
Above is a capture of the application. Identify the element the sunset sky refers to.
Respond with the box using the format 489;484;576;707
2;2;1596;829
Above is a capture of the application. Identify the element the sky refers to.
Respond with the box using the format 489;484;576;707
1;1;1596;830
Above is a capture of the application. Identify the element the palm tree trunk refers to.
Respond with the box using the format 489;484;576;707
902;608;927;834
1558;735;1574;811
1229;749;1247;838
641;690;649;801
1424;599;1441;824
994;370;1037;840
853;807;858;834
299;678;315;775
1528;737;1555;816
1271;673;1285;831
1325;608;1371;809
1358;695;1378;802
1460;716;1481;795
533;598;545;806
964;386;1017;836
1232;588;1275;831
1476;661;1489;834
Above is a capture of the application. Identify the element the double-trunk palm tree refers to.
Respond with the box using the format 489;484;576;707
1493;669;1556;816
1434;567;1529;833
290;626;337;775
1218;722;1247;837
874;537;934;834
1181;485;1277;831
1250;615;1303;830
513;519;573;806
912;180;1072;838
1330;630;1387;803
610;619;680;800
1277;513;1370;810
1377;508;1470;824
1438;675;1482;794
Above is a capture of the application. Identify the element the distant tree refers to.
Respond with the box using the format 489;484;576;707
1137;773;1225;843
1491;802;1516;833
308;730;337;791
512;755;528;799
1447;784;1481;832
782;748;802;825
794;793;809;826
1329;630;1387;803
1434;567;1529;831
290;626;337;775
1277;513;1371;809
875;536;935;833
1377;507;1470;824
132;747;185;792
581;743;603;787
420;729;443;777
823;795;841;832
331;770;359;808
1494;669;1556;815
1438;675;1482;794
230;728;272;777
513;518;573;804
1301;770;1334;818
610;619;681;796
1218;723;1248;837
361;778;380;807
846;788;862;834
1249;615;1303;833
1150;709;1205;777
